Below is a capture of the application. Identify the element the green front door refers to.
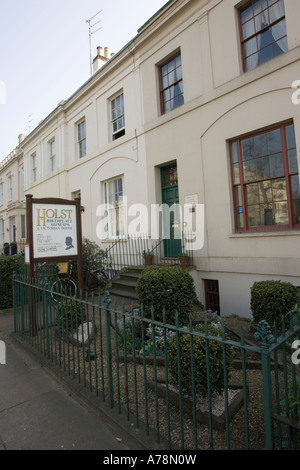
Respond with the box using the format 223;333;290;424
161;164;182;257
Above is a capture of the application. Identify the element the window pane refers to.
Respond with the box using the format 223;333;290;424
258;180;272;203
232;163;240;184
242;19;255;40
161;74;169;89
246;53;258;71
291;175;300;224
167;58;175;74
244;159;256;182
288;149;298;174
254;133;268;156
269;0;284;23
275;33;288;55
247;183;259;205
242;137;254;161
274;201;288;224
163;88;170;103
261;205;274;225
244;37;258;57
271;178;286;201
168;69;176;86
260;29;273;47
253;0;268;16
269;153;284;177
256;156;270;179
162;165;178;187
286;124;296;150
241;5;253;24
258;44;273;64
267;129;282;154
291;175;300;199
231;142;238;164
268;0;279;6
248;204;261;226
255;11;269;34
235;185;242;207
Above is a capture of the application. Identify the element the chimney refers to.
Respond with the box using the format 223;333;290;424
92;46;111;74
18;133;26;145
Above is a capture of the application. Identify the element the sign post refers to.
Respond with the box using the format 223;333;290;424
26;195;84;334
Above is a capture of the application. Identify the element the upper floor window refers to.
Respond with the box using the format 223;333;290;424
77;120;86;158
111;93;125;141
230;122;300;232
30;153;37;182
0;183;3;205
159;53;184;114
48;139;56;172
0;219;4;246
240;0;287;72
8;175;12;201
20;167;24;201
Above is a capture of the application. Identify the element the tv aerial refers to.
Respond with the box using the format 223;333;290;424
86;10;103;76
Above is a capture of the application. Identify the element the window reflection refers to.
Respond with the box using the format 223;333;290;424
230;123;300;230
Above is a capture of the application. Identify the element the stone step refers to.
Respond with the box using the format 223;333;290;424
112;278;138;288
107;266;144;301
109;287;139;300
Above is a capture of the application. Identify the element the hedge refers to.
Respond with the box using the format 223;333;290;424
251;280;298;331
0;255;25;309
136;266;197;326
168;324;235;397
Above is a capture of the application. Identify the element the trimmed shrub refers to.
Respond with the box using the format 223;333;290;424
82;237;111;271
168;324;235;397
251;280;298;330
136;266;197;326
57;299;85;333
0;254;25;309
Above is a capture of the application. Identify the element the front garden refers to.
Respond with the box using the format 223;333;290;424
11;264;300;450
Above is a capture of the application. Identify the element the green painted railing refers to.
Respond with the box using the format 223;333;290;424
12;274;300;450
99;233;194;274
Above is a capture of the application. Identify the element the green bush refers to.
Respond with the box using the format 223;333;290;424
82;238;111;271
136;266;197;326
168;324;234;397
57;299;85;333
0;254;25;309
251;280;298;330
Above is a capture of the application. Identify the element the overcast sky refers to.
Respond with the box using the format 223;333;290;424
0;0;168;161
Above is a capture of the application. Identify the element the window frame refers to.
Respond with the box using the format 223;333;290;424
111;93;125;141
239;0;287;73
31;153;37;183
229;121;300;233
77;119;86;159
204;280;220;315
159;51;184;115
48;138;56;172
103;175;126;239
0;219;4;247
0;182;3;206
7;175;12;201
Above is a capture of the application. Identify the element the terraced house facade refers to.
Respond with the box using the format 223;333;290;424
0;134;26;254
8;0;300;316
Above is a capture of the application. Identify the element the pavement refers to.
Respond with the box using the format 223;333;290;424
0;308;139;451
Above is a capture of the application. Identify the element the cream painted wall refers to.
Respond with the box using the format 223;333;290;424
20;0;300;316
